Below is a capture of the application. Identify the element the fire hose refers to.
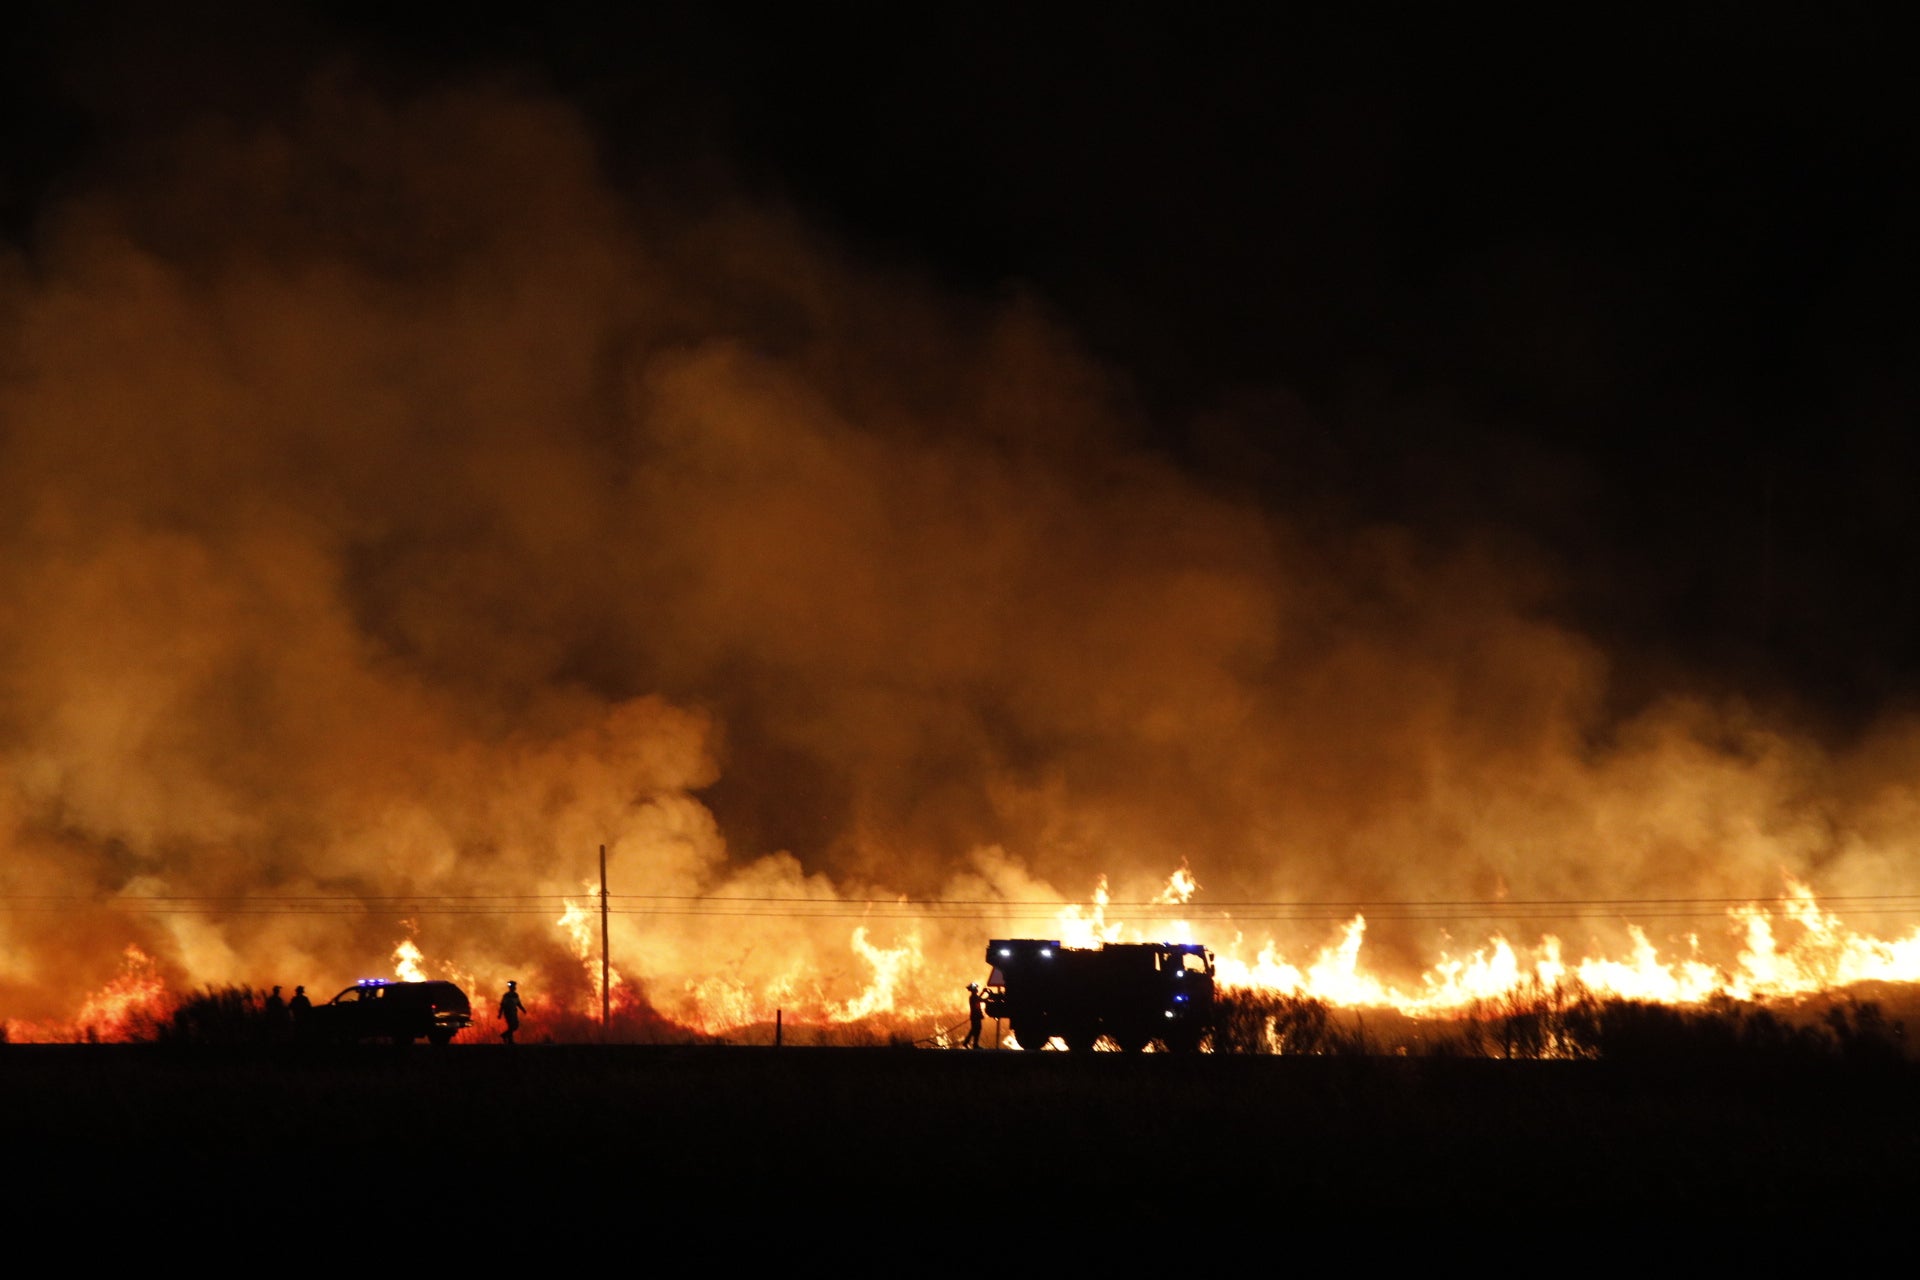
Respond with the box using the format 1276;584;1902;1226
913;1015;975;1048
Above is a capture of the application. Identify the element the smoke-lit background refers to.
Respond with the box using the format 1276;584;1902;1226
4;5;1919;1031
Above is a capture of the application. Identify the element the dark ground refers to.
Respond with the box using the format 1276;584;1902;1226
9;1042;1919;1252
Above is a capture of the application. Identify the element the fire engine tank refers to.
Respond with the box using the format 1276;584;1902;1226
980;938;1216;1052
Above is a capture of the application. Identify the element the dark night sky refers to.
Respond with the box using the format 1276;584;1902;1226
8;3;1920;737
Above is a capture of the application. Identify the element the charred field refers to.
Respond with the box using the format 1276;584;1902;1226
9;1042;1920;1241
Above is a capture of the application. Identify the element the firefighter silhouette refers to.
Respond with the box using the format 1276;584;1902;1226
962;982;986;1048
498;980;525;1043
288;985;312;1039
263;985;290;1041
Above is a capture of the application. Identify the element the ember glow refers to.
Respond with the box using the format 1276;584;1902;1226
5;34;1920;1047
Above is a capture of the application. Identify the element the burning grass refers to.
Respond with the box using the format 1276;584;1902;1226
1211;979;1911;1065
107;978;1914;1069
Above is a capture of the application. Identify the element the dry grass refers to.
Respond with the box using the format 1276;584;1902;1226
145;981;1914;1072
1211;980;1911;1064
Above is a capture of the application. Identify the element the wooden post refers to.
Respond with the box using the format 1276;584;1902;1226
600;843;610;1039
776;1009;782;1049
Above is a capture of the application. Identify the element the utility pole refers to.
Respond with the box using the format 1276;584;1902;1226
600;843;610;1039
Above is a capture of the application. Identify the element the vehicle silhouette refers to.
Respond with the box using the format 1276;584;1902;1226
304;979;474;1045
981;939;1216;1052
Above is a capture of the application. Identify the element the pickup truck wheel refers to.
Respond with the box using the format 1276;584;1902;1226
1065;1028;1099;1053
1015;1024;1051;1051
428;1029;454;1046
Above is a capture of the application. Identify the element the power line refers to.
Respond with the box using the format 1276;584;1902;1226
4;890;1920;925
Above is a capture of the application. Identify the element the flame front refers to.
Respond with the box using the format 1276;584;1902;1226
11;866;1920;1045
3;946;174;1044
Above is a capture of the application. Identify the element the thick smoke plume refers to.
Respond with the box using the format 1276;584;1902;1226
2;67;1916;1033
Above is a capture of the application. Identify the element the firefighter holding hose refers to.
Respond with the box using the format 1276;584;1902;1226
962;981;986;1049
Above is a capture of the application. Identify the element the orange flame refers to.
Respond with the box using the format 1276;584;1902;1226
2;945;174;1043
22;867;1920;1046
1200;873;1920;1016
394;935;427;982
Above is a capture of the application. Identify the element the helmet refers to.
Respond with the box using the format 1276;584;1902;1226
507;980;517;988
967;982;979;990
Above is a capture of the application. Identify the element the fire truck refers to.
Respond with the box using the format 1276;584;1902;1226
979;938;1216;1052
